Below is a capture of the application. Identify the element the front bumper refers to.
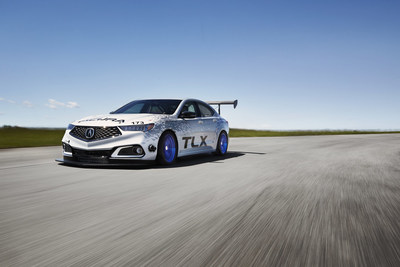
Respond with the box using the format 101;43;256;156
58;144;155;166
60;128;160;165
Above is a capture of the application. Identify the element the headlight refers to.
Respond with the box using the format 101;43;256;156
67;124;75;130
119;123;155;132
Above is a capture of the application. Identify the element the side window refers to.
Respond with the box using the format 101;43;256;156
198;102;215;117
180;101;199;117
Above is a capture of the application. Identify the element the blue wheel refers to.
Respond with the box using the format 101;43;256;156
216;131;228;155
157;132;177;164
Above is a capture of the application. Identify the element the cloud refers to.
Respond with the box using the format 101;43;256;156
23;100;33;108
46;99;64;109
0;97;16;104
46;99;79;109
66;101;79;108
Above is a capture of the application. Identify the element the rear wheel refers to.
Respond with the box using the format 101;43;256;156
216;131;228;155
157;131;178;165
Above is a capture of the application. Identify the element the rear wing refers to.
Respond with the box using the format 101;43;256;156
206;100;238;115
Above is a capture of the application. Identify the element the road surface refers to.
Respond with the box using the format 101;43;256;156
1;134;400;266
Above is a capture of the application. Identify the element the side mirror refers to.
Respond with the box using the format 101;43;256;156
179;111;196;119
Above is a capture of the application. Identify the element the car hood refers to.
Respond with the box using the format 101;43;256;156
72;114;170;127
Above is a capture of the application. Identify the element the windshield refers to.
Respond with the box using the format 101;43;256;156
112;100;182;115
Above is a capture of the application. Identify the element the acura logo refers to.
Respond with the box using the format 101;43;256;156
85;128;95;139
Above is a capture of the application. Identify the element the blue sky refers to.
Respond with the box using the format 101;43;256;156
1;0;399;129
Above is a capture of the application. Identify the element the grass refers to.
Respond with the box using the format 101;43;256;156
1;126;399;149
0;126;65;149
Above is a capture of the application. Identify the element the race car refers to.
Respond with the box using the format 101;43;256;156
57;99;237;166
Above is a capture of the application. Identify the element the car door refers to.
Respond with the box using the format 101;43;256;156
177;101;204;156
196;101;218;150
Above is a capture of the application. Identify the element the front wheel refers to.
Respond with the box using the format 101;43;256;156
157;132;178;165
216;131;228;155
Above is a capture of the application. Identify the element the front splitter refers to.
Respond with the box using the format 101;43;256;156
55;157;154;167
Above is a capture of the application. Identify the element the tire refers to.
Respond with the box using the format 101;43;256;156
216;131;228;155
157;131;178;165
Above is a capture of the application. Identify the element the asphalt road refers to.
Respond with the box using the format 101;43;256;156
1;134;400;266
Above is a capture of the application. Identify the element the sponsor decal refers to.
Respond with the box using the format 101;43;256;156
182;136;207;149
78;117;125;123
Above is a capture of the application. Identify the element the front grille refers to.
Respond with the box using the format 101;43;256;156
72;148;112;164
73;149;111;157
70;126;121;141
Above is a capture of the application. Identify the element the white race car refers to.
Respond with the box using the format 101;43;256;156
57;99;237;166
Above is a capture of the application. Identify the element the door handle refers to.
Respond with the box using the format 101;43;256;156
198;121;203;124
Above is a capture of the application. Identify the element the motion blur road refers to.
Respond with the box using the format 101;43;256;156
1;135;400;266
